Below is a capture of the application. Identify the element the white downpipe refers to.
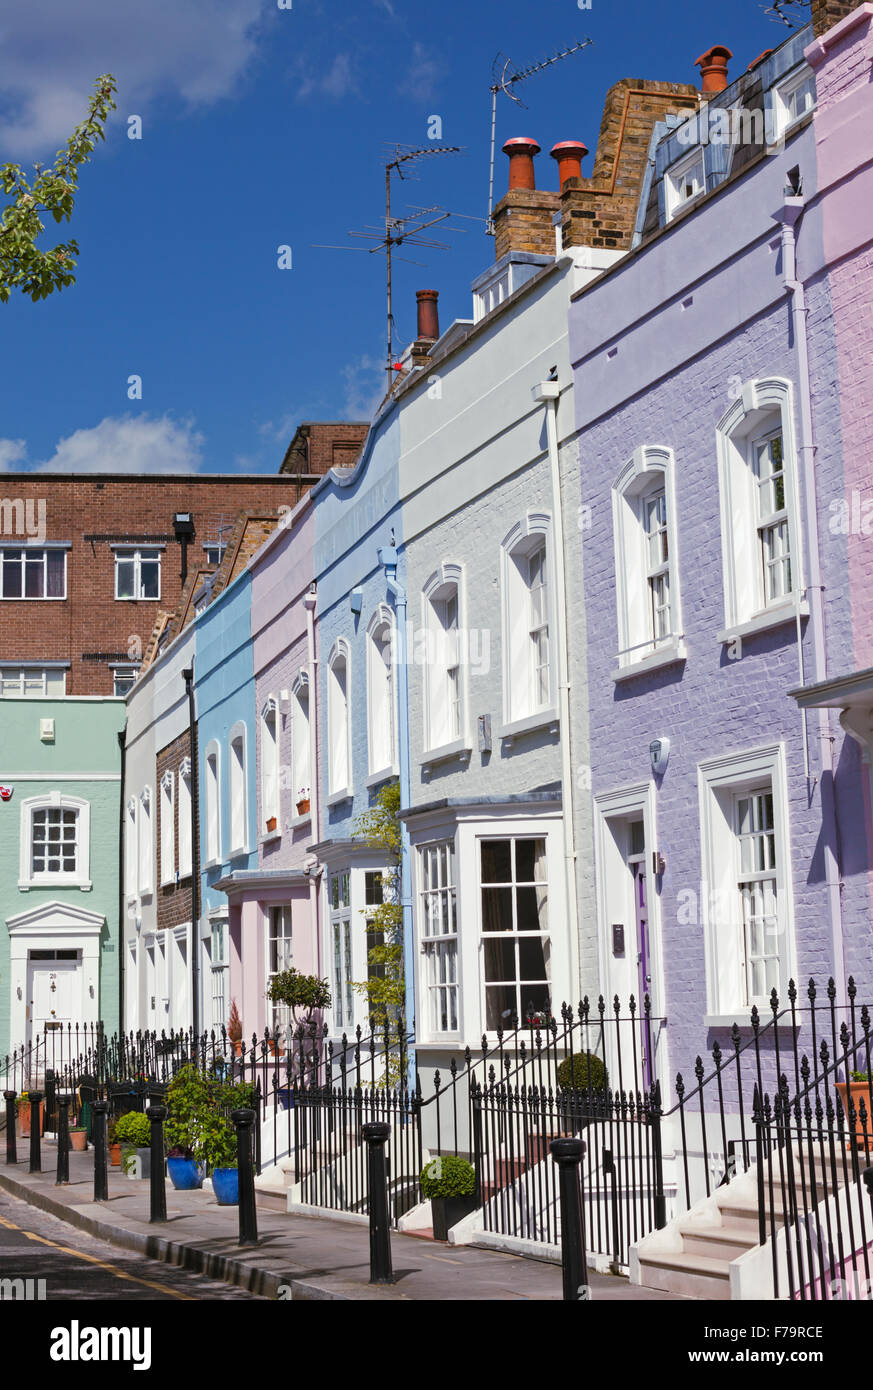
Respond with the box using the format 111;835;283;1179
304;586;322;978
533;379;581;997
777;197;846;992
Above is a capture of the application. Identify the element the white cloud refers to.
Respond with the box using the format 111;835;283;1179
0;439;27;471
1;414;206;474
0;0;270;157
341;352;386;421
398;43;443;102
297;53;358;102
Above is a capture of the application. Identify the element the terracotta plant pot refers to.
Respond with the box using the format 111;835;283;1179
231;1039;243;1057
17;1101;44;1138
109;1142;122;1167
836;1080;873;1152
266;816;278;833
296;798;310;816
69;1129;88;1152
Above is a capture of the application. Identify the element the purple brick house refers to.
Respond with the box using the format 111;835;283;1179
566;4;873;1147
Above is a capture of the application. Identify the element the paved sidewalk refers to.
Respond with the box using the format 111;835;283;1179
0;1141;679;1301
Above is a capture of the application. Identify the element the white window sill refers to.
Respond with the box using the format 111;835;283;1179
420;739;472;769
413;1038;464;1051
20;879;92;892
138;888;152;902
498;708;559;745
704;1011;789;1030
288;812;312;831
326;787;353;808
159;875;176;889
203;857;222;871
612;637;687;683
227;846;248;861
718;599;808;645
366;765;398;789
260;829;282;845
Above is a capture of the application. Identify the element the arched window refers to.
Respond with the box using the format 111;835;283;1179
327;639;352;796
228;722;248;854
178;758;192;878
260;698;280;832
501;515;555;727
138;786;153;896
204;741;221;863
160;771;175;886
715;378;804;640
611;445;684;675
367;607;397;777
291;672;311;806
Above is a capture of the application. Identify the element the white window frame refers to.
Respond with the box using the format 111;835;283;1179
771;66;816;140
111;665;139;696
327;637;353;802
178;758;192;878
125;797;138;901
499;513;557;738
138;786;153;897
421;563;471;762
665;148;706;221
291;672;311;812
260;698;280;833
716;377;806;642
0;666;67;697
19;792;91;891
366;606;398;781
267;905;295;1035
611;445;685;679
418;839;460;1037
204;741;222;865
697;742;796;1022
210;917;229;1032
329;871;354;1032
159;771;175;887
478;833;551;1033
228;721;248;856
113;547;162;602
0;547;67;601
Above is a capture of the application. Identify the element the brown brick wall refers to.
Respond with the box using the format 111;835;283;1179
280;423;368;476
0;475;314;695
156;729;193;934
812;0;860;35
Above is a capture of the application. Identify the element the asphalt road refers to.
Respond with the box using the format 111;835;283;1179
0;1190;266;1301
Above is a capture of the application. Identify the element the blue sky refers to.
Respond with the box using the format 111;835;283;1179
0;0;801;475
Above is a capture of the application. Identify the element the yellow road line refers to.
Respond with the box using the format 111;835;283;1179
0;1210;195;1301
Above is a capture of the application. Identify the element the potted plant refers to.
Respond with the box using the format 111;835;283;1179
17;1092;44;1138
199;1113;240;1206
419;1155;478;1241
266;815;278;833
836;1071;873;1151
296;786;310;816
108;1118;122;1168
266;968;331;1085
228;1000;243;1058
164;1064;210;1189
114;1111;152;1179
68;1125;88;1152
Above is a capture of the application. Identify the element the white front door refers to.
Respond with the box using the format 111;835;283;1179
27;953;80;1045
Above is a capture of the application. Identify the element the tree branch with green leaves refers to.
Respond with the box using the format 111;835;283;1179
0;74;117;304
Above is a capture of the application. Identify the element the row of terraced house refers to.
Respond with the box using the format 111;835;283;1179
2;0;873;1276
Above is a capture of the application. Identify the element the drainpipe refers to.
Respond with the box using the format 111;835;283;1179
532;377;581;999
117;726;126;1034
377;543;415;1082
775;195;846;992
303;585;322;978
183;666;201;1040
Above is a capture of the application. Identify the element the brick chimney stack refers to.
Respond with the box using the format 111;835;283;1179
695;45;733;93
811;0;864;33
492;138;559;258
416;289;440;342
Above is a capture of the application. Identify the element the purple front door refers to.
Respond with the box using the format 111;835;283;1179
633;862;654;1093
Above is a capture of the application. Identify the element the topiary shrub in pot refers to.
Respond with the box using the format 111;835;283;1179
556;1051;609;1133
114;1111;152;1179
419;1155;478;1241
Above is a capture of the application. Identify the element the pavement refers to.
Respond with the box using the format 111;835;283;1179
0;1138;680;1301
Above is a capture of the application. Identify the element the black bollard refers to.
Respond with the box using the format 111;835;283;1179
56;1095;71;1185
4;1092;17;1165
362;1121;393;1285
44;1070;56;1135
550;1136;589;1301
92;1100;109;1201
148;1104;167;1223
231;1108;258;1246
28;1091;43;1174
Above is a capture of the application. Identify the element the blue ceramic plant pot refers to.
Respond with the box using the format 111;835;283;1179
212;1168;239;1205
277;1087;295;1111
167;1157;202;1190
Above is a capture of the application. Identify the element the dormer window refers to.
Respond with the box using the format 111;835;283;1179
665;149;705;221
772;67;815;139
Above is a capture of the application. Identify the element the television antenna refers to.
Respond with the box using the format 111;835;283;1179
486;37;593;235
312;143;462;384
760;0;809;25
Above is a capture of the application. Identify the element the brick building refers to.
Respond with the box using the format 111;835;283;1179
0;423;368;699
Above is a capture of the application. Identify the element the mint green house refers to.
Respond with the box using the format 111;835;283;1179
0;699;125;1062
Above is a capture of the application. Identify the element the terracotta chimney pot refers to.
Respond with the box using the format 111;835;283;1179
550;140;589;187
695;44;733;93
416;289;440;342
503;137;541;191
